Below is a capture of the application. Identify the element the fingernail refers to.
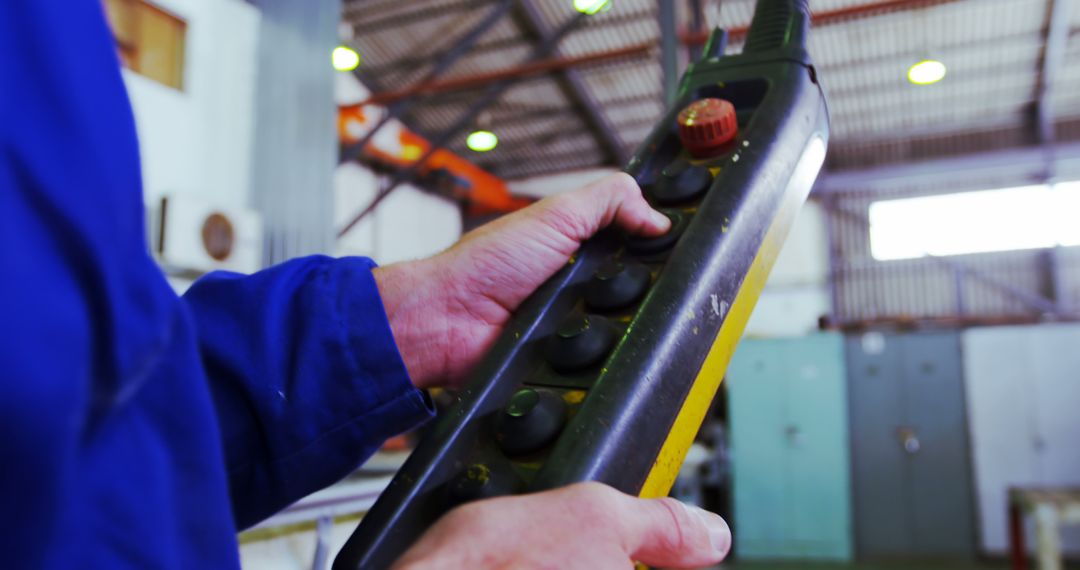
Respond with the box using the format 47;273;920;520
688;505;731;557
650;210;671;231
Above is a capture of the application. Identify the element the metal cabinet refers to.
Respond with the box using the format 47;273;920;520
728;334;852;561
962;324;1080;556
846;331;977;559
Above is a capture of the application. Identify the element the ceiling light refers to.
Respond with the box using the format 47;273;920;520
908;59;946;85
466;130;498;152
332;46;360;72
574;0;611;15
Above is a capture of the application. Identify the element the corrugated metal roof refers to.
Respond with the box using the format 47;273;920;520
342;0;1080;180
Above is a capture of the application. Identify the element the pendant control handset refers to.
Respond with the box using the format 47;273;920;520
335;1;828;567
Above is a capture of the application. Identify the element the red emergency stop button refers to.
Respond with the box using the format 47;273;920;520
676;98;738;158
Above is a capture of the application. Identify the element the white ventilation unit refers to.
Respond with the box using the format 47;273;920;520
156;194;263;275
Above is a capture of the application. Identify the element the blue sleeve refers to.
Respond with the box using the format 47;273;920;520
183;256;435;528
1;0;433;561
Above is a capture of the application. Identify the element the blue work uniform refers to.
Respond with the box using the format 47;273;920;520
0;1;434;568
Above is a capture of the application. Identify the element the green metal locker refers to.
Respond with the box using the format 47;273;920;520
728;333;853;561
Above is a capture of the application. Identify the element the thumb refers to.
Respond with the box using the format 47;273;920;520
539;172;671;243
619;496;731;569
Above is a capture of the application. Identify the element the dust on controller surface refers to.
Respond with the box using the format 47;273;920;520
335;2;829;566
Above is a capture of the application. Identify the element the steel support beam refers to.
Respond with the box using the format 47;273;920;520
345;0;490;35
345;69;435;142
515;1;629;167
680;0;964;45
821;194;844;321
362;9;654;76
484;144;607;169
478;143;604;167
346;42;653;107
1041;246;1071;313
365;37;524;77
1051;247;1071;312
687;0;706;62
337;9;592;238
484;123;592;154
423;93;661;123
341;0;514;162
659;0;679;106
816;140;1080;195
496;94;660;120
1034;0;1073;145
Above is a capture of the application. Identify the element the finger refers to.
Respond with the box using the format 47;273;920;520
617;495;731;569
591;172;672;236
546;173;671;242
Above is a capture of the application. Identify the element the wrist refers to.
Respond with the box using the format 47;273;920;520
373;257;452;390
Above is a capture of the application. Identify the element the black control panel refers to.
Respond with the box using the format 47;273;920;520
335;1;827;567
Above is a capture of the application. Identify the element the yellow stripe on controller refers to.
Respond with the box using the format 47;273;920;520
638;138;825;499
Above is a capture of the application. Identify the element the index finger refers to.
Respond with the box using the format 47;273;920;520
542;173;672;242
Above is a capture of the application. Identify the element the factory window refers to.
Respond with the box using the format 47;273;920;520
102;0;187;90
868;182;1080;261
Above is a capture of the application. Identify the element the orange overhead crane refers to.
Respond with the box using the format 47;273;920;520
338;105;532;218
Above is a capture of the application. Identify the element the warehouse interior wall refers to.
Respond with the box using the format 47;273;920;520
123;0;260;293
126;0;259;214
744;200;831;337
333;163;463;264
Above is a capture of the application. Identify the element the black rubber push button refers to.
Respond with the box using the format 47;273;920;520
445;461;521;506
626;210;688;255
495;388;567;456
634;167;658;188
648;160;712;205
544;314;617;372
585;260;651;312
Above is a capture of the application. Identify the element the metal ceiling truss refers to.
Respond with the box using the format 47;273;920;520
338;0;1057;197
362;8;655;77
365;36;527;77
514;1;630;167
1033;0;1074;147
345;0;494;35
485;124;594;154
416;95;661;129
658;0;678;106
337;5;595;237
816;140;1080;194
341;0;515;163
491;154;608;179
483;144;607;170
353;41;653;107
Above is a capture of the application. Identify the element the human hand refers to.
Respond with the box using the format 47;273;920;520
373;173;670;390
391;482;731;570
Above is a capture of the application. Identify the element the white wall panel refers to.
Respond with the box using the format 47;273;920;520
334;171;462;265
963;323;1080;555
744;202;831;337
124;0;260;210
